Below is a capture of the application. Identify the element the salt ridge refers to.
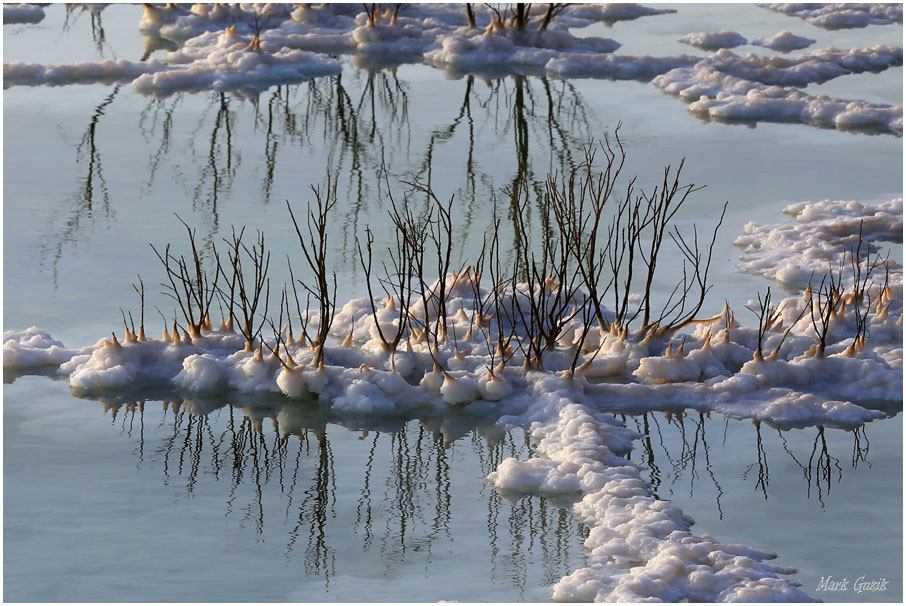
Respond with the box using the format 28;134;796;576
491;400;814;602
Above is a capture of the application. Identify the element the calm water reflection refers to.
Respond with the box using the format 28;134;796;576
6;379;591;601
6;373;899;600
42;69;599;280
622;410;885;511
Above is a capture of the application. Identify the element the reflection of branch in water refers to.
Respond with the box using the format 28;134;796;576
668;412;724;516
478;427;515;585
84;390;587;594
357;67;410;144
695;413;724;519
87;7;108;57
777;423;850;508
851;424;870;469
191;92;238;247
76;86;118;215
680;412;725;518
158;401;182;487
342;68;411;262
297;432;336;592
282;434;305;551
419;75;479;238
355;432;379;551
139;94;181;195
259;88;282;205
632;412;870;512
295;73;368;265
507;496;530;599
429;431;452;542
487;485;502;584
777;427;805;475
380;426;429;563
63;4;111;58
806;426;843;507
639;413;662;495
652;412;689;495
672;412;695;482
111;400;147;467
648;412;678;497
630;412;720;517
508;74;533;270
743;420;769;499
414;73;597;270
502;489;585;599
41;85;120;286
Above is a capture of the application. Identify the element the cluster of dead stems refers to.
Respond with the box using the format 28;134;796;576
805;220;890;358
478;3;567;32
140;130;729;378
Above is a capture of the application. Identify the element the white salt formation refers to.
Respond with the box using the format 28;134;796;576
546;53;699;81
424;26;621;74
5;27;342;95
558;3;677;27
132;27;341;97
760;3;903;29
139;3;295;40
736;198;903;287
751;31;816;52
678;31;747;52
652;45;903;134
3;327;78;368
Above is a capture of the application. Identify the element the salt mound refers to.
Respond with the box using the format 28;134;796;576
751;31;816;52
678;31;747;52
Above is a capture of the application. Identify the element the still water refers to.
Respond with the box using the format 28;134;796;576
4;3;903;602
4;376;589;602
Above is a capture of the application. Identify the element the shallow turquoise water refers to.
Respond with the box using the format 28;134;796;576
3;4;903;602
